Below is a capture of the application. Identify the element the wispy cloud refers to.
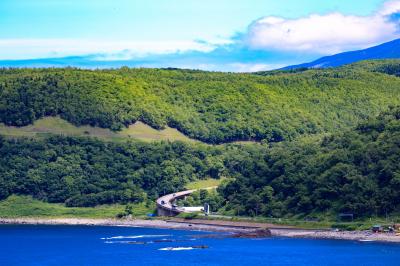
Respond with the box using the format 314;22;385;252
380;0;400;16
0;39;218;60
245;0;400;54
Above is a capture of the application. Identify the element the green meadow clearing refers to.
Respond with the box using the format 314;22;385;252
0;116;197;143
0;195;153;218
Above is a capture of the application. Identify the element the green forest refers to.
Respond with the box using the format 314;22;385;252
0;137;225;207
0;105;399;218
219;106;400;218
0;60;399;220
1;60;400;143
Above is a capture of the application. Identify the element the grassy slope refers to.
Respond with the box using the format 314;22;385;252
184;178;226;190
0;116;197;143
0;195;153;218
120;121;197;143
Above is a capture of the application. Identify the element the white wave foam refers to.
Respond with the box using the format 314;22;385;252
104;241;133;244
101;234;171;240
159;247;194;251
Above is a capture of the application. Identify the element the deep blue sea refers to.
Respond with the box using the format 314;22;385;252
1;225;400;266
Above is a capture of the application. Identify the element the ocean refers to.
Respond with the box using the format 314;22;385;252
0;225;399;265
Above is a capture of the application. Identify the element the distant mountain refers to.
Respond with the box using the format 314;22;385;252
283;39;400;70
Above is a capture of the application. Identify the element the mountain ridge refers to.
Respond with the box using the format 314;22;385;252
282;39;400;70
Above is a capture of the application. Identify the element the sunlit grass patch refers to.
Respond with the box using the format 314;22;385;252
185;178;226;190
0;195;153;219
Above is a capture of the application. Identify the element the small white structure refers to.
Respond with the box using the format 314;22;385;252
181;206;204;213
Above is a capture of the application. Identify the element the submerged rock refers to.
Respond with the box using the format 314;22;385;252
153;239;175;243
189;228;272;239
127;241;146;245
192;245;209;249
231;229;272;238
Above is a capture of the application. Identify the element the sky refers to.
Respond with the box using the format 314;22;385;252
0;0;400;71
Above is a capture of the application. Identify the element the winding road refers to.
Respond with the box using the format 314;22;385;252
156;187;217;216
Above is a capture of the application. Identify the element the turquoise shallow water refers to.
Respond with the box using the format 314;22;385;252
1;225;400;266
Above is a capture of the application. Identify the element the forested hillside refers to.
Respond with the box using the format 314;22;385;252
219;106;400;218
0;137;225;207
0;105;399;218
1;60;400;143
0;61;400;219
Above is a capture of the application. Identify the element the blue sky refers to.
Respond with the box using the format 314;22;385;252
1;0;399;71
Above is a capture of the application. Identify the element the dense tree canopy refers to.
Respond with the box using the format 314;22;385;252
0;60;399;143
219;106;400;218
0;137;224;207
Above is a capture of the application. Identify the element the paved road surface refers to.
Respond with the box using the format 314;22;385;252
156;187;217;216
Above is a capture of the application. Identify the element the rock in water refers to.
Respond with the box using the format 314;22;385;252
232;228;272;238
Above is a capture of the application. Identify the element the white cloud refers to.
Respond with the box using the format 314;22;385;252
225;63;284;72
140;62;283;73
380;0;400;15
246;0;400;54
0;39;217;60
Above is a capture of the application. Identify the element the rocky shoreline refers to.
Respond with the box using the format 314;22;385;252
271;228;400;243
1;217;400;243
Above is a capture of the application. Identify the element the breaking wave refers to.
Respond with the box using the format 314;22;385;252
159;247;194;251
101;234;171;240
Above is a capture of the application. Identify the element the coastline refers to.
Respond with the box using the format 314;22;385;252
0;217;251;233
1;217;400;243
